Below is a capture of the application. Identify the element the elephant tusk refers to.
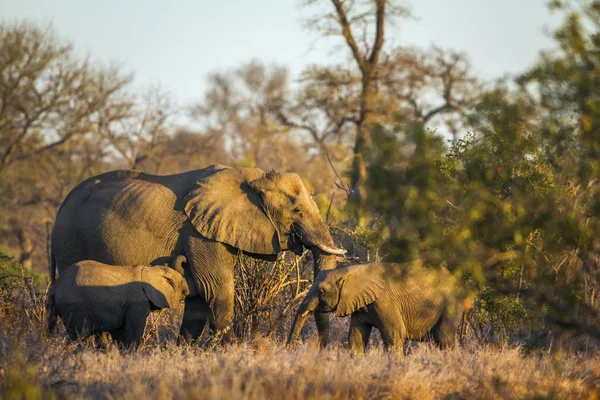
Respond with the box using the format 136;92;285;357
316;244;347;255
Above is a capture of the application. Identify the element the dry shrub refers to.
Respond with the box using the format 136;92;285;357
233;252;314;341
231;251;356;345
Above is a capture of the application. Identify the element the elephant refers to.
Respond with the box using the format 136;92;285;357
287;261;466;353
47;255;189;348
50;165;345;343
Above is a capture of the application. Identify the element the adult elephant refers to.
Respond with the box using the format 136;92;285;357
50;164;344;342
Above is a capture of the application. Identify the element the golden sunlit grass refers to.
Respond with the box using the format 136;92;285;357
1;267;599;399
3;321;600;399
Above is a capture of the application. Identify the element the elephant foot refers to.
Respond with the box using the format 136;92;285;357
179;297;211;343
178;324;234;349
194;326;234;349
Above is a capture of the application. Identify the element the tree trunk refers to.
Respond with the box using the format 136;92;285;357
330;0;386;226
350;73;378;225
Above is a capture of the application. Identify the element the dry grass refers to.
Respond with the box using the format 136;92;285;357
1;258;600;400
2;317;600;399
3;337;600;399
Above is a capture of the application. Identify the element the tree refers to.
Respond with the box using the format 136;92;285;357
362;0;600;338
379;46;483;140
150;127;231;174
271;46;481;212
516;0;600;313
0;22;132;174
190;60;338;193
97;86;177;173
191;61;290;167
300;0;410;221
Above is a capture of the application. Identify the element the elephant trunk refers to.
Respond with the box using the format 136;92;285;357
311;248;337;347
297;216;345;255
312;248;337;272
287;292;320;345
295;218;343;346
170;255;187;276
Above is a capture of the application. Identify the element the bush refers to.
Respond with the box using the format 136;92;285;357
233;253;312;340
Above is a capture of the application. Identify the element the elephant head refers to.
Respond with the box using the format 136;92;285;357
141;265;190;309
183;168;345;257
287;264;385;345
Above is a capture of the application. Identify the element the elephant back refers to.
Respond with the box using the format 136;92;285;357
51;169;219;272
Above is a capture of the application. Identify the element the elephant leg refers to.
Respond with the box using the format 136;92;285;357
348;314;372;354
433;314;460;349
369;303;407;353
180;297;210;341
379;316;407;353
65;313;92;341
207;290;235;343
183;231;237;343
112;304;150;349
314;312;330;348
380;328;405;353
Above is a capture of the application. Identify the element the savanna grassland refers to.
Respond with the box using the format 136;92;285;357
1;257;599;400
3;1;600;399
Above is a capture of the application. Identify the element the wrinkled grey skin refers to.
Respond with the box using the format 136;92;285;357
288;261;465;353
47;255;189;348
50;165;344;342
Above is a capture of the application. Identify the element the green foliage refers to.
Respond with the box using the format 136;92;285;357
474;288;537;337
0;344;51;400
360;2;600;337
366;122;449;264
519;1;600;181
0;253;48;291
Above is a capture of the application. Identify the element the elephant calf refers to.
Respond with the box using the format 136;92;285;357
288;261;466;353
47;256;189;348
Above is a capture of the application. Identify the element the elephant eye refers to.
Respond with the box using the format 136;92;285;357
164;275;176;288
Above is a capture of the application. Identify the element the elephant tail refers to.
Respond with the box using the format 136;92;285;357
46;283;58;335
49;250;57;283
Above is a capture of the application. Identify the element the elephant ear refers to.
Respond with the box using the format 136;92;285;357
141;266;180;309
336;264;386;317
183;167;280;254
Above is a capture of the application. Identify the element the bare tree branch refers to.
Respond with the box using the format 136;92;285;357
368;0;386;66
332;0;367;73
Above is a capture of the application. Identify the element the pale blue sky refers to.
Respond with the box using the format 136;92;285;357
1;0;560;105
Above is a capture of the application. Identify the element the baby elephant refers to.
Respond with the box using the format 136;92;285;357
47;255;189;348
288;261;466;353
